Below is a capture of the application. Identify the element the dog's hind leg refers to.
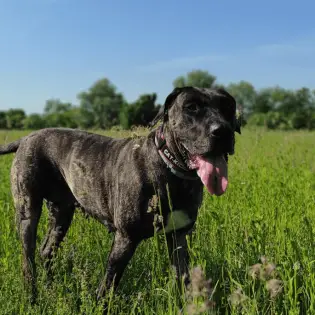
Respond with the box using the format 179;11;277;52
13;192;43;303
10;155;44;303
40;201;75;274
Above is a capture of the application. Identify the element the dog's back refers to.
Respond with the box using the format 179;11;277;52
0;127;113;156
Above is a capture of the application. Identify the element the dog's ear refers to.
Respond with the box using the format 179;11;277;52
218;88;241;135
148;87;184;128
148;106;164;128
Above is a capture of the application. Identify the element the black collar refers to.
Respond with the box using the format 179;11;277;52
154;125;199;180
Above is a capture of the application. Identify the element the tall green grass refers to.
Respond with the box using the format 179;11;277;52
0;128;315;314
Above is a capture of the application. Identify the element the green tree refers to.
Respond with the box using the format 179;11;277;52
0;111;7;129
43;108;81;128
268;87;315;129
226;81;257;117
23;113;46;129
43;99;81;128
120;93;161;129
246;113;268;128
6;109;26;129
78;78;125;129
44;99;73;115
62;107;82;128
173;70;217;88
252;88;275;114
267;87;297;115
293;87;314;112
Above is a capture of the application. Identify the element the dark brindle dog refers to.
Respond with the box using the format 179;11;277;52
0;86;240;305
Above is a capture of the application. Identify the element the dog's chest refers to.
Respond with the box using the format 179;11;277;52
161;210;193;234
146;194;194;234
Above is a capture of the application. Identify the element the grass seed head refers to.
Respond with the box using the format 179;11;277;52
266;279;283;299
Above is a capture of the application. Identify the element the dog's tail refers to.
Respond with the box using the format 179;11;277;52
0;139;21;155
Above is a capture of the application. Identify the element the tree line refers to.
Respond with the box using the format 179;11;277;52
1;70;315;131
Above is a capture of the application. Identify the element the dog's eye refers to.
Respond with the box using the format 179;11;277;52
185;103;198;112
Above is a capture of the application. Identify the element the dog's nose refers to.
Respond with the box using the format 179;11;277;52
210;124;229;138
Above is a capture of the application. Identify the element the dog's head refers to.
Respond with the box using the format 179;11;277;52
151;86;241;196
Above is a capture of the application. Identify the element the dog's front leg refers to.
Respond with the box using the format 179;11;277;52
97;232;139;301
166;230;192;288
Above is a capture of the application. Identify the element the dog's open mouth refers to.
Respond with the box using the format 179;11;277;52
181;144;228;196
190;155;228;196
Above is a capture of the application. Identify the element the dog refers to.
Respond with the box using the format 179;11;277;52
0;86;241;307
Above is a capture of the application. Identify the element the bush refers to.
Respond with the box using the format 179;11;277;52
246;113;268;127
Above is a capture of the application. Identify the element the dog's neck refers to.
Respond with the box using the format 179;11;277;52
154;124;199;180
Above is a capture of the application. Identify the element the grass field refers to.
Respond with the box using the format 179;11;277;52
0;128;315;315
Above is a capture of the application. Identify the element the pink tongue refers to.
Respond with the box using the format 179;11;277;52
193;156;228;196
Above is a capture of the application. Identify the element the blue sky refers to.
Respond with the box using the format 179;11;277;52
1;0;315;114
